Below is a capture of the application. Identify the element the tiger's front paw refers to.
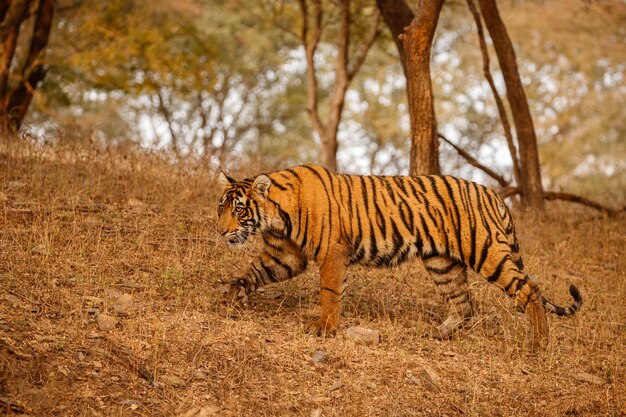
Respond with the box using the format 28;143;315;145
223;278;252;305
305;319;337;337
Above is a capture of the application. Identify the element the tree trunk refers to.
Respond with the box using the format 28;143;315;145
298;0;379;173
322;137;339;172
0;0;54;137
400;0;443;176
375;0;414;77
478;0;544;209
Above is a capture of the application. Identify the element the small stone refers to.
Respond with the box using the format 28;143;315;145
442;351;456;357
8;180;26;189
178;406;220;417
344;326;380;345
97;313;117;331
166;375;185;388
196;406;219;416
418;366;441;392
407;367;441;392
574;371;605;385
104;288;123;299
2;293;22;307
112;293;133;315
329;381;343;391
127;197;144;207
311;408;323;417
0;191;7;202
122;399;141;410
116;293;133;306
84;296;104;305
31;244;49;255
310;351;327;364
93;360;103;369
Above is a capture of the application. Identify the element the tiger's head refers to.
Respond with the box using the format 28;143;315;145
216;171;272;246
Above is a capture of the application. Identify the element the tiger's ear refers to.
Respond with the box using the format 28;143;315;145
252;174;271;200
217;171;235;193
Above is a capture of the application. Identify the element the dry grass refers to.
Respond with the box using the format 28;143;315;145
1;140;625;417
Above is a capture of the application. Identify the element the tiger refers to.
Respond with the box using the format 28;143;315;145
216;163;582;349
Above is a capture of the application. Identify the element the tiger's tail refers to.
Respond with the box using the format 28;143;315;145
541;285;583;316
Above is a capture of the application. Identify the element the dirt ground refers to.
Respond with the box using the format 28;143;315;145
1;142;625;416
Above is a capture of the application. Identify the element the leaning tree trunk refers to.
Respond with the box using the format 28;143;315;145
0;0;54;138
478;0;544;209
399;0;443;176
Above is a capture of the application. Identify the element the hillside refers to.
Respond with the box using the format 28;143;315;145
1;142;624;416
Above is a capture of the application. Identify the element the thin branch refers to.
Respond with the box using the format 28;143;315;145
324;0;351;143
501;187;623;216
348;9;381;81
438;133;508;188
298;0;325;137
466;0;521;187
155;89;180;158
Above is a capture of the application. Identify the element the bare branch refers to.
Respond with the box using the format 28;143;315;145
501;187;623;216
298;0;325;137
324;0;351;148
155;89;180;158
438;133;508;188
348;9;381;81
466;0;520;187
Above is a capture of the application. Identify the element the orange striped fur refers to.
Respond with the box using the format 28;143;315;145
217;164;582;348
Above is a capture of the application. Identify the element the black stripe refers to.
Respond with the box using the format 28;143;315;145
268;254;293;278
270;178;288;191
486;256;509;282
443;177;463;258
425;261;459;275
321;286;343;296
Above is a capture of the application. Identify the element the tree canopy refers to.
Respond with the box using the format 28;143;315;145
7;0;624;204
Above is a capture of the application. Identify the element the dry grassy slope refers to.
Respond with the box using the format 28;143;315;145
0;144;624;417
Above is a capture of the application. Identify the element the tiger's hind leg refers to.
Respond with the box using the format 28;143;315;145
423;256;473;339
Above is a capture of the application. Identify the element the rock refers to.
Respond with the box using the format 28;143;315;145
178;406;219;417
84;296;104;306
127;197;145;208
31;244;49;255
8;180;26;189
116;293;133;306
113;293;133;315
574;371;605;385
407;367;441;393
121;399;141;410
344;326;380;345
104;288;123;299
166;375;185;388
2;293;22;308
0;191;7;202
417;366;441;392
442;351;456;357
329;381;342;391
310;351;327;364
97;313;117;331
311;408;323;417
